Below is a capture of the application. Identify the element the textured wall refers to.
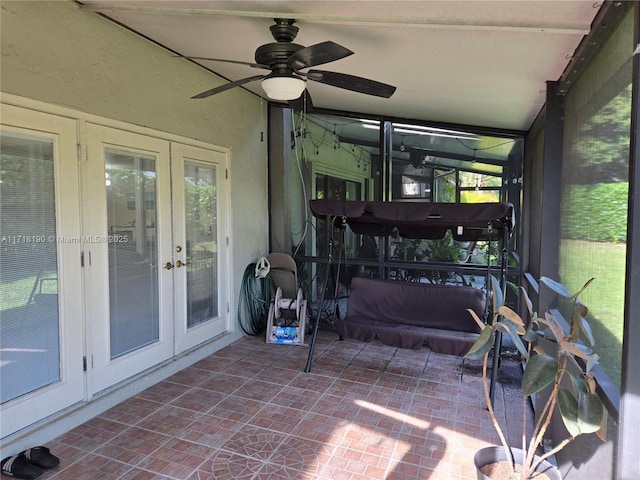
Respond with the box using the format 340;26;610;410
1;0;270;308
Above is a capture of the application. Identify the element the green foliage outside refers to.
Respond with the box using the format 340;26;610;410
559;180;628;389
560;239;625;389
562;182;629;243
574;84;631;173
184;180;216;241
460;189;500;203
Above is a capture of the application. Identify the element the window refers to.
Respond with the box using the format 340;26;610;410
559;8;634;390
272;109;523;303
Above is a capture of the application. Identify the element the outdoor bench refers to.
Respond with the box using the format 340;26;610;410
336;276;485;356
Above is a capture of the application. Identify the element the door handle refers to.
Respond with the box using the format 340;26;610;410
176;260;188;268
164;262;174;270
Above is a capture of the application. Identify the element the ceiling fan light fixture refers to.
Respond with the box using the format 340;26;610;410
261;76;306;100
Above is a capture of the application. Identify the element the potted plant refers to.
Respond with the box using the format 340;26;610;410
465;276;607;480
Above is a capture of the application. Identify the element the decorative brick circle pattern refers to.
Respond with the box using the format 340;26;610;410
207;431;328;479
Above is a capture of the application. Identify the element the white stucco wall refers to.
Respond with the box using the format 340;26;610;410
1;0;269;313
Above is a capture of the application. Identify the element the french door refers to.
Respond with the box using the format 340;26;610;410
85;125;230;395
0;105;84;437
171;143;230;354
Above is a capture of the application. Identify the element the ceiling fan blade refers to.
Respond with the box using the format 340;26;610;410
176;55;269;70
306;70;396;98
192;75;266;99
287;89;314;112
287;41;353;70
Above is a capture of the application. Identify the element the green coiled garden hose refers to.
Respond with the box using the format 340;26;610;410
237;263;271;335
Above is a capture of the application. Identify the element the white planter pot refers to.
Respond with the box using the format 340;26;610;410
474;446;562;480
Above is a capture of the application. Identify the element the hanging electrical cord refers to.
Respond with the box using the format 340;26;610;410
292;109;310;257
237;263;271;335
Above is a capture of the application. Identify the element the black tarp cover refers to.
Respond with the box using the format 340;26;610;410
309;200;514;241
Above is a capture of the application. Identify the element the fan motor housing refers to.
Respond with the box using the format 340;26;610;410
255;42;304;68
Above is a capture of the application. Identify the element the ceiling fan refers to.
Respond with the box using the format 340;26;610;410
187;18;396;108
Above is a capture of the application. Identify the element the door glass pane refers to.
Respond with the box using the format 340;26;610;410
184;162;217;327
434;169;456;202
459;172;502;203
313;174;363;298
106;149;159;358
1;131;60;403
314;174;361;259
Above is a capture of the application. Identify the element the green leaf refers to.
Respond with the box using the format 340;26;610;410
543;311;566;344
498;305;525;331
578;391;604;434
560;340;590;361
467;308;485;331
568;372;589;394
585;353;600;374
523;327;538;343
580;316;596;347
495;321;529;360
491;275;503;310
465;326;494;360
540;276;573;298
558;388;581;437
522;353;558;397
542;327;556;341
520;286;533;317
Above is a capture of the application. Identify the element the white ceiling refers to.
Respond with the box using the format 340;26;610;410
80;1;602;132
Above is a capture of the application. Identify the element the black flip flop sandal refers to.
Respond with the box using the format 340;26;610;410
23;447;60;470
1;454;43;480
